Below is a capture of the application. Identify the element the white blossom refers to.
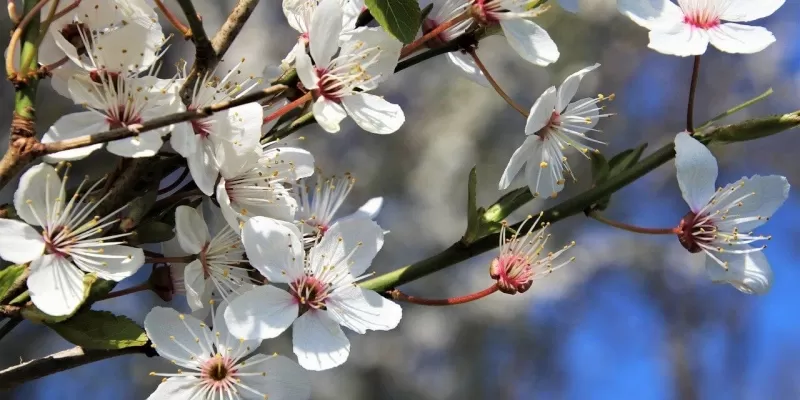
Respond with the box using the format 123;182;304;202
499;64;612;198
295;173;383;236
423;0;488;86
617;0;785;56
224;217;402;371
295;0;404;134
145;305;310;400
673;132;789;294
0;163;144;316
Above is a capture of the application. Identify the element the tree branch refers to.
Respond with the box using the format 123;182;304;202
360;110;800;292
174;0;212;54
0;345;153;390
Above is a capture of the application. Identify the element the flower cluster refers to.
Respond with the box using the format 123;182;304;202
0;0;792;397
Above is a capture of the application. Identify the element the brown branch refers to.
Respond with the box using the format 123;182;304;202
173;0;210;47
0;345;153;390
179;0;261;103
42;84;287;155
0;305;21;318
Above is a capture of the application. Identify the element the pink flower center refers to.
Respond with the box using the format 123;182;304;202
200;356;237;390
43;226;70;258
105;104;142;130
471;0;501;24
677;211;716;253
189;107;212;138
683;11;721;29
536;111;561;140
290;275;330;313
315;68;343;102
490;254;534;295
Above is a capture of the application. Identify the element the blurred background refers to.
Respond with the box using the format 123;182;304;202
1;0;800;398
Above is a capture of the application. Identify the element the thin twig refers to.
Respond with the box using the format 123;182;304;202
155;0;190;37
7;0;20;24
390;285;499;306
399;12;470;59
468;48;528;117
589;212;679;235
50;0;79;20
6;0;50;77
687;55;701;132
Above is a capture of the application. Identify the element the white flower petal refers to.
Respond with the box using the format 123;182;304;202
224;285;298;340
674;132;718;212
146;377;201;400
445;51;489;87
236;354;312;400
524;141;565;198
717;175;790;232
213;300;261;357
648;24;710;56
14;163;62;226
349;197;383;220
525;87;557;135
499;19;559;66
174;206;210;254
309;0;344;66
328;286;402;334
310;217;384;277
557;64;600;113
341;93;404;134
721;0;785;22
705;247;772;295
242;217;304;282
292;311;350;371
106;131;164;158
616;0;685;30
183;260;206;311
499;136;538;190
313;97;347;133
226;103;264;154
294;47;319;89
40;113;106;162
261;147;316;180
144;307;207;369
185;142;219;196
708;23;775;54
0;219;44;264
72;245;145;281
27;255;85;317
169;123;198;158
339;27;402;90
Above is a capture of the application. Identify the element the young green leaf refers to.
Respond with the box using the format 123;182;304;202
365;0;422;43
0;265;27;304
48;310;148;350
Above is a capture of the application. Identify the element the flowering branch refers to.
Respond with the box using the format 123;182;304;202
361;109;800;292
41;84;288;155
0;345;154;390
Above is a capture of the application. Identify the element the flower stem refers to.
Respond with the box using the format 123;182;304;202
399;12;470;59
51;0;80;20
389;284;499;306
589;212;678;235
687;55;701;133
7;0;20;24
98;282;151;301
263;91;313;124
467;48;528;117
7;0;48;77
155;0;190;37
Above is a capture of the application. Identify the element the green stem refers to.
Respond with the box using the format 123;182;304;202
14;0;41;115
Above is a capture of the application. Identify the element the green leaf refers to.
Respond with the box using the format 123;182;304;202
589;152;610;184
21;273;99;324
365;0;421;43
130;221;175;244
0;264;27;303
587;144;648;213
48;310;148;350
698;88;773;131
483;187;531;224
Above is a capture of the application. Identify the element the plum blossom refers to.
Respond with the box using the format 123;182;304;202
145;306;310;400
281;0;365;67
617;0;785;56
490;214;576;294
499;64;612;198
0;163;144;316
295;0;404;134
216;141;315;230
224;217;402;371
171;64;263;195
295;173;383;236
171;204;253;312
422;0;488;86
673;132;789;294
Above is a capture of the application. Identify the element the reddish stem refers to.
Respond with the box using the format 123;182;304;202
468;48;528;117
590;212;680;235
686;55;701;133
390;284;499;306
399;12;470;59
154;0;190;36
52;0;80;21
99;282;151;300
263;91;313;124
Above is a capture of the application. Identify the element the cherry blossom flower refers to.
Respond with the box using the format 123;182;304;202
216;141;315;230
171;64;263;195
0;163;144;316
281;0;364;67
145;305;310;400
490;214;575;294
295;0;404;134
172;204;254;311
295;173;383;236
673;132;789;294
467;0;560;66
224;217;402;371
617;0;785;56
499;64;612;198
41;0;164;97
422;0;488;86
